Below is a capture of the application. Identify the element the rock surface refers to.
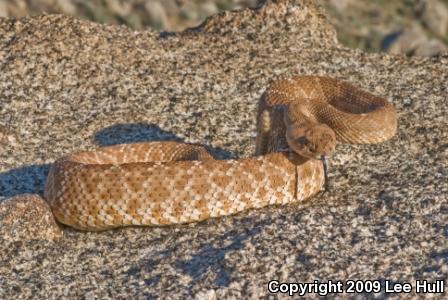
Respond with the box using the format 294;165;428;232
420;0;448;37
2;0;448;56
0;194;62;242
322;0;448;57
0;0;447;298
385;25;448;57
0;0;260;30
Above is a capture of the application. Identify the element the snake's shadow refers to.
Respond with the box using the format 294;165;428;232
0;123;233;198
95;123;234;159
94;123;183;146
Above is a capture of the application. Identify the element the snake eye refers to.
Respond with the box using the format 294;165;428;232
297;136;309;145
298;137;316;153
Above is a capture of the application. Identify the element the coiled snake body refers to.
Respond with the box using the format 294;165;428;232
45;76;397;230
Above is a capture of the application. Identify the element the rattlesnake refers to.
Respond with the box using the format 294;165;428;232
44;76;397;231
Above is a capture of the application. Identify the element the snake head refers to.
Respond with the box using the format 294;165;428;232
286;123;336;159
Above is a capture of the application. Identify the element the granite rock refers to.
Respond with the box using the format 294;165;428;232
419;0;448;37
0;194;63;243
384;24;448;57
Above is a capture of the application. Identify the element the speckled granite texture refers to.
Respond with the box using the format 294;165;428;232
0;0;447;298
0;194;62;242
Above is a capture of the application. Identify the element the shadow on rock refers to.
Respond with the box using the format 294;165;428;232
125;220;269;289
174;226;262;287
0;164;50;198
94;123;184;146
1;123;233;199
94;122;233;159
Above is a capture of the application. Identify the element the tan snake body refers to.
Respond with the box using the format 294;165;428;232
45;76;397;231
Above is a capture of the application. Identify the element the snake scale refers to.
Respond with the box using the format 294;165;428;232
45;76;397;231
